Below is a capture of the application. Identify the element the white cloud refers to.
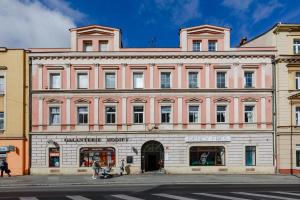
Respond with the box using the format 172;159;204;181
252;0;283;23
222;0;253;11
171;0;201;25
0;0;84;48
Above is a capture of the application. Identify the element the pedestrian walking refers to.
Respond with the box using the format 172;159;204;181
120;159;125;176
0;160;11;177
91;160;100;179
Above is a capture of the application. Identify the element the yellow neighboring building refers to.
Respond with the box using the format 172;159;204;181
0;47;29;175
242;23;300;174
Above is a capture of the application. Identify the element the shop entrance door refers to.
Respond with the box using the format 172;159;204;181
141;140;164;172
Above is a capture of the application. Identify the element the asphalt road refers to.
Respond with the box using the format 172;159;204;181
0;184;300;200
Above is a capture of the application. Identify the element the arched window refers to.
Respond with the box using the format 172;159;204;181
190;146;225;166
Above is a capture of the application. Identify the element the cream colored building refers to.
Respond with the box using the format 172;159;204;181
242;23;300;174
0;47;29;175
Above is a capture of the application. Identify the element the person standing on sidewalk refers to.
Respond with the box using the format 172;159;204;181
0;160;11;177
120;159;125;176
91;160;100;180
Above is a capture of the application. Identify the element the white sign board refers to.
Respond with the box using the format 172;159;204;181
185;135;231;143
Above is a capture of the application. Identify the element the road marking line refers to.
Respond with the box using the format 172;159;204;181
272;192;300;197
153;193;197;200
111;194;144;200
19;198;39;200
66;195;91;200
194;193;250;200
233;192;300;200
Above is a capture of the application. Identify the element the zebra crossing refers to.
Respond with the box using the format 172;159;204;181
17;191;300;200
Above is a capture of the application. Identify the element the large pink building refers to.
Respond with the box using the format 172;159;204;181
29;24;275;174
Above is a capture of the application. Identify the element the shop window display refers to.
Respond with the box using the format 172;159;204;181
190;146;225;166
49;147;60;167
79;147;116;167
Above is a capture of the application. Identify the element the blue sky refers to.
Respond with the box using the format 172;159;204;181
0;0;300;48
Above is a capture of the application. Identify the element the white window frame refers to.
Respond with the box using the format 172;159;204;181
132;104;144;124
105;105;117;124
77;105;89;125
49;106;61;125
208;40;218;51
216;70;228;88
76;71;89;89
160;104;172;124
296;72;300;90
192;40;202;52
244;70;256;88
132;71;144;89
104;71;117;89
244;104;256;123
48;72;61;89
188;104;200;123
216;104;227;123
0;75;5;93
160;71;172;89
83;41;93;52
294;39;300;54
188;70;199;88
99;40;109;52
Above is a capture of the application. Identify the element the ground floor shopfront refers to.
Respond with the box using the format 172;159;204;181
277;132;300;174
0;138;29;175
30;132;275;174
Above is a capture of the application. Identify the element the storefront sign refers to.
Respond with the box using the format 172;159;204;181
106;138;129;142
0;146;8;152
185;136;231;143
64;138;102;143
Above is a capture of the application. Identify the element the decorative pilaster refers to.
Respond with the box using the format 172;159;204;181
94;64;99;89
233;63;239;88
150;63;154;89
261;97;266;129
205;63;210;89
261;63;266;88
121;63;126;89
65;63;71;90
150;97;155;124
177;63;183;89
122;97;127;130
205;97;211;129
177;96;183;128
234;96;239;128
38;64;43;90
66;97;71;131
38;96;43;131
94;97;99;131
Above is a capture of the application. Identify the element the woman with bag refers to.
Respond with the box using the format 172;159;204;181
91;160;100;180
0;160;11;177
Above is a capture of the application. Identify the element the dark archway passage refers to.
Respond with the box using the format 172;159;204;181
141;140;164;172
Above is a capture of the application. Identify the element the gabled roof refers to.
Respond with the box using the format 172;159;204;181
69;24;120;32
180;24;231;32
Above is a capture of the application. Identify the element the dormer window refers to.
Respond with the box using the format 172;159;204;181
99;40;108;52
208;40;217;52
192;40;201;52
83;41;93;52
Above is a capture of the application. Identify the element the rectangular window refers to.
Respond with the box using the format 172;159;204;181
106;106;116;124
133;106;144;124
0;76;4;93
244;71;254;88
49;107;60;125
80;147;116;167
190;146;225;166
216;72;226;88
49;73;61;89
208;41;217;51
189;105;199;123
294;39;300;54
133;72;144;89
296;72;300;89
49;147;60;167
99;41;108;51
0;112;4;130
245;146;256;166
297;145;300;167
161;72;171;88
192;40;201;52
77;107;88;124
83;41;93;52
105;72;116;89
77;73;88;89
296;107;300;126
244;105;254;123
161;106;171;123
188;72;198;88
217;105;226;123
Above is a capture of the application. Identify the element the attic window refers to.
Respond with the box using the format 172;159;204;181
83;41;93;52
99;40;108;52
208;40;217;52
192;40;201;52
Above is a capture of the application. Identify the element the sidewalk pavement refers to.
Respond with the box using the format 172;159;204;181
0;174;300;187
